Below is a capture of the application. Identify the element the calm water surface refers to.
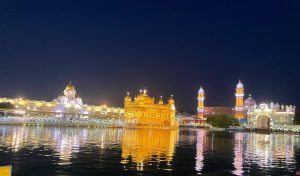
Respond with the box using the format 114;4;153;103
0;125;300;176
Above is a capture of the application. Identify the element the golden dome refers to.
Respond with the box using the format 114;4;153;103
65;81;75;91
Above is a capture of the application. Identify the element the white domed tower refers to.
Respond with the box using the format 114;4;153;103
197;87;205;119
235;80;244;119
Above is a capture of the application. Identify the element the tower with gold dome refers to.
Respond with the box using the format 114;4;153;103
124;89;178;128
234;80;245;119
196;87;206;124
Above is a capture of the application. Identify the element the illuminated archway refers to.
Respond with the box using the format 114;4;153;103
255;114;270;129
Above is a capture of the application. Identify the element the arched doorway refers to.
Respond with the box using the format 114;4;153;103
255;115;270;129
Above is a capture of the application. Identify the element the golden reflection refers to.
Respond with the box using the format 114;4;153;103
121;129;178;171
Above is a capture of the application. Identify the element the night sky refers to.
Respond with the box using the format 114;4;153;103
0;0;299;113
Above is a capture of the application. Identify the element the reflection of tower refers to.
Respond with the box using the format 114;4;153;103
195;129;206;173
235;80;244;119
197;87;205;119
233;133;244;176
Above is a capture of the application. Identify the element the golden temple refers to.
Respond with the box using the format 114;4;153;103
124;89;179;128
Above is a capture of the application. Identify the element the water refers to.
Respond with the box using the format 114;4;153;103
0;126;300;176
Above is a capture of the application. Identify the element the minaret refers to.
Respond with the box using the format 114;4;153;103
197;87;205;119
124;92;132;107
235;80;244;119
159;96;164;105
168;95;175;110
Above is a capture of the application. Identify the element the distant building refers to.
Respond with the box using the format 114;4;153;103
0;82;123;118
124;89;178;128
204;107;234;116
246;103;296;129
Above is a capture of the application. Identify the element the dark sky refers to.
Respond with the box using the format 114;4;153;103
0;0;299;113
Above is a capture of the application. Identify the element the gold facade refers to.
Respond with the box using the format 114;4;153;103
124;90;179;128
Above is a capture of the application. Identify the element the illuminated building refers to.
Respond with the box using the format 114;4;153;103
53;82;85;114
0;82;123;119
244;94;256;109
196;87;206;124
246;103;295;129
124;89;178;128
234;80;244;119
121;129;178;171
180;87;208;127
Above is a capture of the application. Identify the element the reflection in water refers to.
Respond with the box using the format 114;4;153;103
0;126;122;164
1;126;300;175
195;129;206;172
121;129;178;171
232;132;300;175
233;133;244;176
244;133;298;169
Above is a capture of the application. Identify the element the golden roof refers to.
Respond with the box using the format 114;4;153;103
65;81;75;91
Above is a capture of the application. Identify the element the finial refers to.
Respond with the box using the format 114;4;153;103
171;94;173;99
143;89;147;95
139;89;142;94
160;96;163;99
69;80;72;84
127;92;130;96
249;94;251;97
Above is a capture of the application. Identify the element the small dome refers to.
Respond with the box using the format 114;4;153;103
198;87;204;94
244;94;256;107
237;80;243;88
66;81;75;91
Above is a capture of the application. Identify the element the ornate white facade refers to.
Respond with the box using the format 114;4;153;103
246;102;296;129
53;82;85;114
0;82;123;117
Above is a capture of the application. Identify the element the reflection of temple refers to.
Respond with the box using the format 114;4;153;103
121;129;178;171
0;82;123;118
124;89;178;128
